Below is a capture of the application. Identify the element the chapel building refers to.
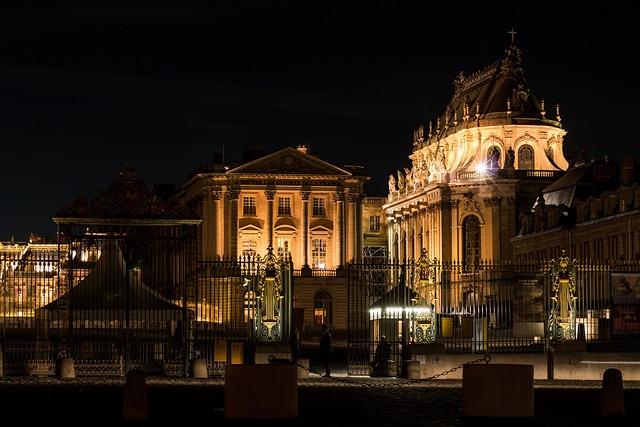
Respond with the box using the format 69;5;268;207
384;39;569;263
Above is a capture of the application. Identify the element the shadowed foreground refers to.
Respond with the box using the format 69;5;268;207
1;380;640;426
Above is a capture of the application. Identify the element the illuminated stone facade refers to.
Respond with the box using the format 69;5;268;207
179;146;369;272
384;42;568;263
179;146;373;335
512;158;640;263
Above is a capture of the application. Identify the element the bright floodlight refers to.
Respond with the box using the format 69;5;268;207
476;162;487;174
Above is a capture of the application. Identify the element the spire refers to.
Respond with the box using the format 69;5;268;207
540;99;546;119
508;28;517;48
556;103;562;123
504;28;522;69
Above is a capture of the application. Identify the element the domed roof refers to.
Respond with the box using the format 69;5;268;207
414;41;562;149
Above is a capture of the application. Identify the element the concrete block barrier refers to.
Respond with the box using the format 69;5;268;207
55;358;75;379
123;369;149;421
225;364;297;419
600;368;625;416
463;364;534;417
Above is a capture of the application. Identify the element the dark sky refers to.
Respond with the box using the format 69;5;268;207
2;1;639;240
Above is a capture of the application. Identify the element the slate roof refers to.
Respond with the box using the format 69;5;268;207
423;44;562;145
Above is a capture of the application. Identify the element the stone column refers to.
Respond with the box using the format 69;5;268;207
301;191;311;275
356;195;363;263
212;190;222;258
228;189;239;259
265;190;276;249
347;193;360;263
200;188;213;259
334;191;345;270
387;217;394;262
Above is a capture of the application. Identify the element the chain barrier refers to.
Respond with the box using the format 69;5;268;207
286;354;491;388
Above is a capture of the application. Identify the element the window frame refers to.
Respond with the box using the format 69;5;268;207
242;196;257;216
278;196;292;216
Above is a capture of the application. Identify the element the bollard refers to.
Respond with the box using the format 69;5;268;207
55;358;75;379
600;368;625;416
577;323;586;341
191;358;208;379
123;369;149;421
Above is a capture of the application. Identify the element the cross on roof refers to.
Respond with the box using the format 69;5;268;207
508;28;517;46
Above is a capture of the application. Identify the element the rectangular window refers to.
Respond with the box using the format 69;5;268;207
312;238;327;269
277;237;291;259
312;197;325;217
242;239;257;256
369;215;381;232
243;196;256;216
278;197;291;216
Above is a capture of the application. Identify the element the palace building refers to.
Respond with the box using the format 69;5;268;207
178;145;370;272
512;157;640;263
384;39;569;263
178;145;374;335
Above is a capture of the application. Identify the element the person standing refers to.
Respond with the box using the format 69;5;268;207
320;324;332;377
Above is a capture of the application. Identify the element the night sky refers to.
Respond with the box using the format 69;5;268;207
2;1;639;240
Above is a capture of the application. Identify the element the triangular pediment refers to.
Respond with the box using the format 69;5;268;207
227;147;352;176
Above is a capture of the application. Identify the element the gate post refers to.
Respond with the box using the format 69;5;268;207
548;250;577;341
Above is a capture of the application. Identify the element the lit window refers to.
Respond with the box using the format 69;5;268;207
370;215;381;232
463;216;481;266
313;290;333;326
242;239;257;256
277;237;291;259
278;197;291;216
244;290;257;322
243;196;256;216
312;238;327;269
312;197;326;217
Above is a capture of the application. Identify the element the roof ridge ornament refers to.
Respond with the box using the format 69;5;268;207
508;28;517;48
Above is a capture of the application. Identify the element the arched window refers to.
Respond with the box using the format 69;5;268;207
518;145;535;170
463;216;481;266
487;146;501;170
313;290;333;326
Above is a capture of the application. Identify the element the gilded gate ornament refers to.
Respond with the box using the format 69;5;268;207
256;246;284;341
548;250;577;341
413;248;438;342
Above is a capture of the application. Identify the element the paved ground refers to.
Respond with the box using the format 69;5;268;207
1;376;639;426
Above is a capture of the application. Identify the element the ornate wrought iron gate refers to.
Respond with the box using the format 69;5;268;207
193;248;293;375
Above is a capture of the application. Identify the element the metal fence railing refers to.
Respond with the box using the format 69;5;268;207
347;257;640;375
